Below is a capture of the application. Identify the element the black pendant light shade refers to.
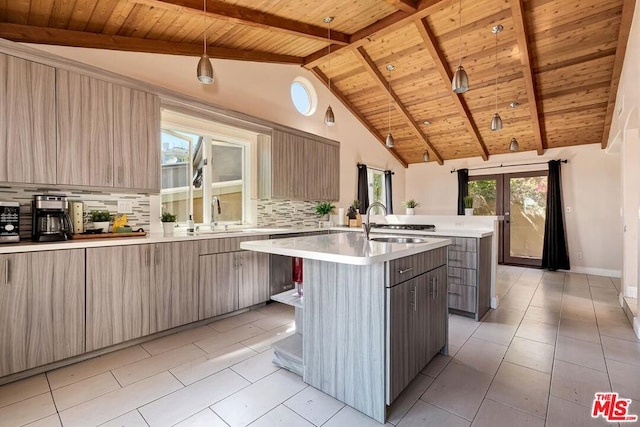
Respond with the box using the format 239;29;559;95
197;54;214;84
509;137;519;152
452;65;469;93
324;105;335;126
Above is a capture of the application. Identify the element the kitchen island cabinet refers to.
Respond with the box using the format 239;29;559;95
241;233;450;423
0;249;84;377
0;54;56;185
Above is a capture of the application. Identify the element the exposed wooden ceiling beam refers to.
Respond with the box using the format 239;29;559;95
131;0;350;45
304;0;453;68
414;18;489;161
383;0;418;13
354;46;444;165
310;67;409;168
509;0;545;156
601;0;635;148
0;23;304;64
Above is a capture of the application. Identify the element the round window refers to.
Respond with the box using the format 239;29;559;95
290;77;317;116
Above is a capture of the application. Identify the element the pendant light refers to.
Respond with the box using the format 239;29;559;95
509;137;519;152
423;150;430;162
324;16;335;126
385;64;395;148
452;0;469;93
197;0;214;84
490;25;503;131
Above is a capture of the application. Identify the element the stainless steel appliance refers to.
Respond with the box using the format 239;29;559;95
0;201;20;243
32;195;73;242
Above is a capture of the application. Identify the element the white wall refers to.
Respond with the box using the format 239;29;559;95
27;45;407;214
405;145;622;275
607;0;640;297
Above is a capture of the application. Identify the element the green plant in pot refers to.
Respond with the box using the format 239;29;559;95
347;199;360;220
403;199;420;215
315;201;335;220
161;211;177;235
90;210;113;233
464;195;474;216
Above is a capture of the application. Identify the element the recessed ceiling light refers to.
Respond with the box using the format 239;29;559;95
423;120;431;126
386;64;395;72
323;16;334;24
510;101;520;108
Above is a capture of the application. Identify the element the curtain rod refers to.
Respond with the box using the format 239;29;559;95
357;163;394;175
450;159;568;173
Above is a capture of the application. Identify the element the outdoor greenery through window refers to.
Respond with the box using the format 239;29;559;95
161;111;252;225
368;168;386;214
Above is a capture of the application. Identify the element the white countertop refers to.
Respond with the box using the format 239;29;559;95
240;233;452;265
0;225;491;254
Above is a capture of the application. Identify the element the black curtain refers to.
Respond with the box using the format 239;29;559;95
542;160;570;271
384;170;393;214
457;169;469;215
357;164;369;213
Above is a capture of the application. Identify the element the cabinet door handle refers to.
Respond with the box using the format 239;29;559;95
398;267;413;274
409;285;417;312
5;259;9;284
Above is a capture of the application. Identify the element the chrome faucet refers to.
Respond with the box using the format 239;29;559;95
363;202;387;240
211;196;221;229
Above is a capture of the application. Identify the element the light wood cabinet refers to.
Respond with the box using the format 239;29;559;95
0;54;56;184
113;86;161;192
57;69;114;187
199;249;270;319
260;129;340;201
150;242;199;333
86;245;151;351
0;250;84;377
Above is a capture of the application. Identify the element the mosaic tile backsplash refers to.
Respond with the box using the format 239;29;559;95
257;199;327;227
0;186;150;240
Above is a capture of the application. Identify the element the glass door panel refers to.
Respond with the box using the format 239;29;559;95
503;173;548;266
468;177;499;215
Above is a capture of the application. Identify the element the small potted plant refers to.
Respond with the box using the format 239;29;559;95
464;195;474;216
403;199;420;215
90;210;113;233
161;211;177;236
315;201;336;221
348;199;361;227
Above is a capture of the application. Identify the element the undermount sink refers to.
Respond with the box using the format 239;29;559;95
370;236;429;244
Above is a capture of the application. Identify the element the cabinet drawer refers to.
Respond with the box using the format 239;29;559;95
448;267;477;287
449;238;477;253
448;250;477;269
199;235;267;255
448;283;476;313
388;247;447;286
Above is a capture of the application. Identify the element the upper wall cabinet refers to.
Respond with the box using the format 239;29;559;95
57;69;114;188
57;69;161;192
114;87;161;192
0;54;56;185
259;129;340;201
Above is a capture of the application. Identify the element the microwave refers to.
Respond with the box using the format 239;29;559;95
0;201;20;243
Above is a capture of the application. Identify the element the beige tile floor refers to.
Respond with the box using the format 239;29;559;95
1;266;639;427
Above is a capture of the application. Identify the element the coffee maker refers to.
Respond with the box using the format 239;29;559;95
32;195;73;242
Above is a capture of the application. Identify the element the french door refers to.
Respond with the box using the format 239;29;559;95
468;171;548;267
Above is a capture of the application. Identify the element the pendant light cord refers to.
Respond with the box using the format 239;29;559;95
458;0;462;66
328;24;331;95
203;0;207;54
494;28;498;113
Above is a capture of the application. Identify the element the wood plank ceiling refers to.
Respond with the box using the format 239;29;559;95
0;0;633;167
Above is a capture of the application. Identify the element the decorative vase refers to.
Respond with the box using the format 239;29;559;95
465;208;474;216
92;221;110;233
406;208;415;215
162;222;175;236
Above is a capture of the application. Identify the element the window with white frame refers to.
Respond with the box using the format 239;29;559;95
367;168;387;214
161;110;255;225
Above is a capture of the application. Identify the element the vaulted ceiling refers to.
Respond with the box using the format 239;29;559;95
0;0;633;167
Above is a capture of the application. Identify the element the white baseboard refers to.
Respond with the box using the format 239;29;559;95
491;296;499;309
565;266;622;278
619;292;625;307
634;317;640;339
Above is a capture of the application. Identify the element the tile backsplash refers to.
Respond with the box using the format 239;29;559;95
257;199;324;227
0;186;150;239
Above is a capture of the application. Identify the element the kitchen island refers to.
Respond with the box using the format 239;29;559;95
240;232;451;423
